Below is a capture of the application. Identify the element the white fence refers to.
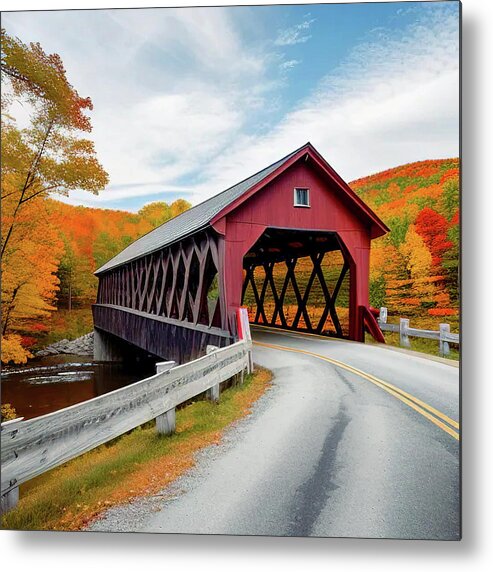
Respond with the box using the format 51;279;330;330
377;307;459;356
1;340;251;513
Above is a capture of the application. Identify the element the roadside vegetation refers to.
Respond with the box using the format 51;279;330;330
1;367;272;532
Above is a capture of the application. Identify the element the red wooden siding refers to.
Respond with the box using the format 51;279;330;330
213;160;373;340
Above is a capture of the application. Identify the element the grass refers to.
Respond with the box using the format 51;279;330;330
366;314;460;361
1;367;273;532
374;332;459;361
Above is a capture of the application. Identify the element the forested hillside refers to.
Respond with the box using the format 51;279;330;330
351;158;459;320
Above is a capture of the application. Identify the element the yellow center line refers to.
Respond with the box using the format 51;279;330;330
253;340;460;441
254;338;459;429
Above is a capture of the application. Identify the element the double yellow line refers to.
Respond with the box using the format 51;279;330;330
254;340;460;441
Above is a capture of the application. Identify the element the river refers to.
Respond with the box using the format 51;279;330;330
1;354;156;420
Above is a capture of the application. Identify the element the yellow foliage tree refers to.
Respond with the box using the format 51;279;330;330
398;224;435;306
1;189;64;363
1;334;32;365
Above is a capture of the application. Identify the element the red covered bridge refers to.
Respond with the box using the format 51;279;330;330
93;143;388;364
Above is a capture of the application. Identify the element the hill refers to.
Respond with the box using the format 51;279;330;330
350;158;459;321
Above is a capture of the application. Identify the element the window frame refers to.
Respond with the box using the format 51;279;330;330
293;187;310;208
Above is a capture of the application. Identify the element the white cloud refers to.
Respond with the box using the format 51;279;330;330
275;18;316;46
183;6;459;204
2;4;459;212
2;8;273;208
279;59;301;72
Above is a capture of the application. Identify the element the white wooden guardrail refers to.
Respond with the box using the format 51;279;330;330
377;307;459;356
1;340;251;513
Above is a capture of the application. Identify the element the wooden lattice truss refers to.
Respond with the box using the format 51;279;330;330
97;230;224;329
242;249;350;337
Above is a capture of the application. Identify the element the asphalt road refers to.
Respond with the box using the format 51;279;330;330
90;328;460;539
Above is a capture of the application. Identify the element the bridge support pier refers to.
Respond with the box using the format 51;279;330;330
94;328;125;362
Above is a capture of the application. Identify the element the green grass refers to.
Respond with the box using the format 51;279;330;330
365;312;459;360
384;331;459;360
1;367;272;532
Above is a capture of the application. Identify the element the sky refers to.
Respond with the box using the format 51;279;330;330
2;1;460;212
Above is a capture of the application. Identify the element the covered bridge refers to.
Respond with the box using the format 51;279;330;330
93;143;388;364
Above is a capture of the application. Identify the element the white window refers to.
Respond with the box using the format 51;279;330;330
294;187;310;207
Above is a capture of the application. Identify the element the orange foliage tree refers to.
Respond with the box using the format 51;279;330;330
1;30;107;363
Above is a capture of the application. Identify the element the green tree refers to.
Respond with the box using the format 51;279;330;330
93;231;122;269
138;201;172;227
442;178;460;220
387;214;411;248
57;237;96;309
369;274;386;309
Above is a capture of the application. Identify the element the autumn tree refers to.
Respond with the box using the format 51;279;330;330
414;207;453;268
1;30;107;362
1;29;108;258
170;198;191;218
442;210;460;305
398;224;436;309
138;201;172;227
1;195;64;362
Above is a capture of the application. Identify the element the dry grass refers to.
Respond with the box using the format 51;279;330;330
1;367;272;532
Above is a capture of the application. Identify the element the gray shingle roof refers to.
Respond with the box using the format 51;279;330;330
95;144;306;274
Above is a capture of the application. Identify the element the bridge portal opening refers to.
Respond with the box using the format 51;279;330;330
241;228;351;338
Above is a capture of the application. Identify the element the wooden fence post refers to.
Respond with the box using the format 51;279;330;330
379;307;388;324
400;318;410;348
156;408;176;436
1;342;249;502
0;416;24;514
206;345;220;402
156;361;175;374
155;361;176;435
1;485;19;515
439;323;451;356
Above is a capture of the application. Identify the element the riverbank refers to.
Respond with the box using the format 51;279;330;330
1;366;273;531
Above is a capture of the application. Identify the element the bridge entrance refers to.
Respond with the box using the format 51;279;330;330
242;229;350;338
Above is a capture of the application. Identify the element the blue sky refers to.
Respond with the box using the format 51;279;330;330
2;1;460;212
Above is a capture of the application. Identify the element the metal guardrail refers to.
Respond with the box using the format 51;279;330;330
1;340;251;513
377;307;459;356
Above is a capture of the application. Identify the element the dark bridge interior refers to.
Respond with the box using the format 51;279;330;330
241;228;351;338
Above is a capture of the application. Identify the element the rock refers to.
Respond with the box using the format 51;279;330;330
35;349;51;357
36;331;95;358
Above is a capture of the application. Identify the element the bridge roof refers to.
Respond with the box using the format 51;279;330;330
96;142;388;275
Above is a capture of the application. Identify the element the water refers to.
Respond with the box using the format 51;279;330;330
1;354;156;420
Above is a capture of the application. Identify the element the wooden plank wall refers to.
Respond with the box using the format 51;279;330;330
92;304;232;363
